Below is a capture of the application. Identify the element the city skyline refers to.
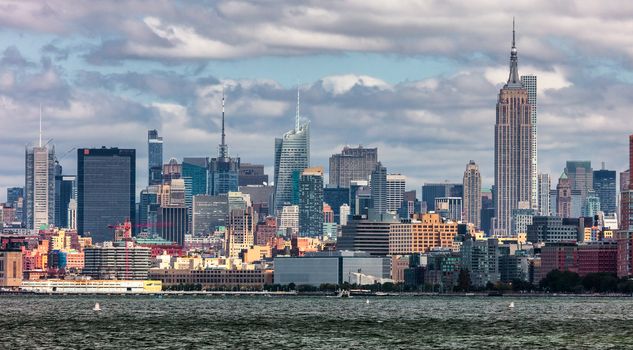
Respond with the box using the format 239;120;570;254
2;2;633;201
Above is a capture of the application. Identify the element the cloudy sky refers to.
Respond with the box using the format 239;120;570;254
1;0;632;202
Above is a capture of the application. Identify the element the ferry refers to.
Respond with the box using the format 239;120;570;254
20;280;162;294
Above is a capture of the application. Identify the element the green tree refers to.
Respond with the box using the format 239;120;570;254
455;269;471;292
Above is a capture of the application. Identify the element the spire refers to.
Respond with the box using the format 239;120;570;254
506;17;521;87
39;103;42;147
295;84;300;132
218;86;229;159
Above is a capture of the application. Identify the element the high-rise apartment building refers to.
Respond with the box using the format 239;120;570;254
191;195;228;235
386;174;406;213
299;167;324;237
328;146;378;188
389;213;459;254
25;140;55;230
494;22;533;235
521;74;538;210
148;129;163;186
538;173;551;216
208;92;240;195
273;89;310;212
77;147;136;243
463;161;481;228
225;206;255;258
182;157;208;198
278;205;299;235
593;167;616;215
370;163;387;217
435;197;463;222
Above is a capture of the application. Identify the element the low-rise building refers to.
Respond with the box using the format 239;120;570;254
389;213;459;254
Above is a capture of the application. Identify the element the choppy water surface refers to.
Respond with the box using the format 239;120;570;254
1;295;633;349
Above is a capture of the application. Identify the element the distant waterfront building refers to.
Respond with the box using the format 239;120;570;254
538;173;551;216
463;160;481;228
208;92;240;195
386;174;406;213
369;163;387;217
77;147;136;243
238;163;268;186
593;167;616;215
83;241;151;280
328;146;378;188
25;137;56;230
299;167;324;237
494;22;533;235
274;251;391;286
148;129;163;186
273;89;310;212
521;74;538;210
422;183;463;212
461;238;500;287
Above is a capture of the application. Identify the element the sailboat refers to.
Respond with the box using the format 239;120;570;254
508;302;515;309
93;302;101;311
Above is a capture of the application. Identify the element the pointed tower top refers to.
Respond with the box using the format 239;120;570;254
295;84;300;132
218;86;229;159
506;17;522;88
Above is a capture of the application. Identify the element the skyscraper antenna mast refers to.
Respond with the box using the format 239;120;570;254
39;103;42;147
295;84;300;132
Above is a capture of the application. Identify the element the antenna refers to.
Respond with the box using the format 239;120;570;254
295;84;300;132
512;17;516;48
222;86;226;149
39;104;42;147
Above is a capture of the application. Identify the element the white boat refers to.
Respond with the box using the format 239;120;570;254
366;299;370;304
93;302;101;311
337;290;351;298
508;302;515;309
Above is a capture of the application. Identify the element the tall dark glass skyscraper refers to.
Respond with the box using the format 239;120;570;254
77;147;136;243
593;167;616;215
54;171;76;228
299;167;323;237
370;163;387;217
208;91;240;195
148;130;163;186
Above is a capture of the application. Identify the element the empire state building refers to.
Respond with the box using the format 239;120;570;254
494;21;533;236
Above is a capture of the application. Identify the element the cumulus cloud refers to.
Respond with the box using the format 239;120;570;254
0;1;632;202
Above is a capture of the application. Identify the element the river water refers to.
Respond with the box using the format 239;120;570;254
1;295;632;349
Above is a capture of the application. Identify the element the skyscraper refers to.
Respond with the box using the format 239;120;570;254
54;174;76;228
370;163;387;217
77;147;136;243
386;174;406;213
273;88;310;212
521;74;538;210
24;112;55;230
299;167;324;237
422;183;463;212
494;21;533;235
538;173;551;216
208;91;240;195
238;163;268;186
148;129;163;186
593;166;616;215
463;160;481;228
328;146;378;188
565;161;593;199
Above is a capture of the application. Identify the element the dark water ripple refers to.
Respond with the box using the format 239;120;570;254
1;295;633;349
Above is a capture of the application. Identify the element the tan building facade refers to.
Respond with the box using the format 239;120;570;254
0;251;23;288
389;213;459;254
